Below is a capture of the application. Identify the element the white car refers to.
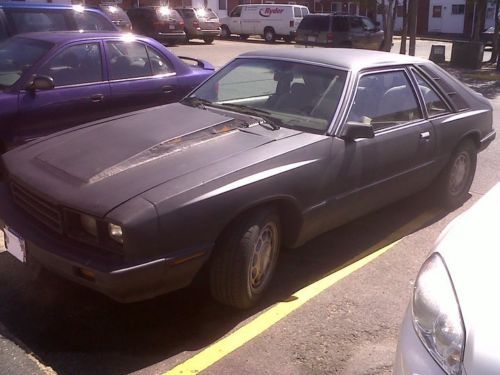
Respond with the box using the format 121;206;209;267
394;183;500;375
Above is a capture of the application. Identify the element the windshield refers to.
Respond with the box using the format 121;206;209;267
185;58;347;133
0;37;53;90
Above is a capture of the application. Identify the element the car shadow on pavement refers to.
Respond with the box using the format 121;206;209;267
0;189;452;375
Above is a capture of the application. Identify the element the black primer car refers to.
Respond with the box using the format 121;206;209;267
0;2;117;41
296;14;383;49
0;49;495;309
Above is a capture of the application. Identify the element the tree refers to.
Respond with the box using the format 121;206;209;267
399;0;408;54
408;0;417;56
490;0;500;63
380;0;397;51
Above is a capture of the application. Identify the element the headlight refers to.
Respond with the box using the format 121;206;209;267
80;214;98;237
108;223;123;244
412;253;465;375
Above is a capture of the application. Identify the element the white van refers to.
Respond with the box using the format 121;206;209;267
220;4;309;42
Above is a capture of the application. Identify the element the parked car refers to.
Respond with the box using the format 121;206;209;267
0;31;214;152
0;2;117;42
296;14;383;50
127;6;185;46
97;4;133;32
175;7;220;44
394;183;500;375
220;4;309;42
0;49;495;309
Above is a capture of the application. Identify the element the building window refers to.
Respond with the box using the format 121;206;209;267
451;4;465;15
331;2;338;12
432;5;442;17
486;7;495;18
349;3;357;14
314;1;323;12
219;0;227;10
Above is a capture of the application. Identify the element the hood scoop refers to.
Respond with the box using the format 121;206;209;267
87;119;247;183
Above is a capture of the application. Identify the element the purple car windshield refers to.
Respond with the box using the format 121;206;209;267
0;37;53;89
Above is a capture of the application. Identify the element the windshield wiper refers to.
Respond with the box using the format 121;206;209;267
180;96;213;109
219;103;281;130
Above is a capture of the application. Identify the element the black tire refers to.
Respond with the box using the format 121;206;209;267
203;36;215;44
434;139;477;208
184;29;190;44
264;27;276;43
239;34;249;40
220;25;231;39
283;35;292;43
210;208;281;309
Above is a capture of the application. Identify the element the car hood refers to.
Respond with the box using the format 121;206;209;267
2;103;301;216
435;183;500;374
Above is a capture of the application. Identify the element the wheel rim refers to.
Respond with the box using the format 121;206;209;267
265;31;273;41
249;222;278;293
448;151;470;196
221;27;228;38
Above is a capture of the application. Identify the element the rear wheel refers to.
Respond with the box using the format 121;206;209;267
283;35;292;43
220;25;231;39
264;27;276;43
434;139;477;208
203;36;215;44
239;34;249;40
210;208;281;309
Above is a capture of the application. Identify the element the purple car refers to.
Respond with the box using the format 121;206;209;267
0;31;215;153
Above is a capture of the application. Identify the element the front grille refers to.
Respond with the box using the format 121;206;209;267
10;182;63;233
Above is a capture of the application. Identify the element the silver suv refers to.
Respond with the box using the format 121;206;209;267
296;14;383;50
175;8;220;44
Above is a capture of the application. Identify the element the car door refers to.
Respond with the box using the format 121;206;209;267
17;41;111;141
106;40;179;115
228;6;242;34
333;69;436;218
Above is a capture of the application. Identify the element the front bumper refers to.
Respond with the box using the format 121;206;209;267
479;129;496;152
0;183;210;303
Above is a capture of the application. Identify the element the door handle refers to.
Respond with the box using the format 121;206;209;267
90;94;104;103
162;85;174;94
420;131;431;140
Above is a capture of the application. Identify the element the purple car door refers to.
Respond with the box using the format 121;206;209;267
17;41;111;141
105;40;179;114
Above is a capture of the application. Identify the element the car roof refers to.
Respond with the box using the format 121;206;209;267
238;48;428;72
12;31;138;44
0;2;97;10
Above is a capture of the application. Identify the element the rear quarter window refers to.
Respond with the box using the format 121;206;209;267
293;7;301;17
298;16;329;32
418;64;469;111
74;11;116;31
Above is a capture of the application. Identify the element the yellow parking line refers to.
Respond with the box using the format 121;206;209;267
165;209;438;375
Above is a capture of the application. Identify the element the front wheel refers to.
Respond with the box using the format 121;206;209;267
210;208;281;309
220;25;230;39
264;27;276;43
434;139;477;208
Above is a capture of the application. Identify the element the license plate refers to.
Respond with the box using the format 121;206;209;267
3;227;26;263
307;36;316;42
169;24;175;30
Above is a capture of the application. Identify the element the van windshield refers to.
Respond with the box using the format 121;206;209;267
0;37;53;90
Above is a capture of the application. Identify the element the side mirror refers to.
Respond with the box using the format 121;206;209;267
26;75;55;92
339;121;375;141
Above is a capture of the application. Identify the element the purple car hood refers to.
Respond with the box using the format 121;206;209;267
2;103;300;216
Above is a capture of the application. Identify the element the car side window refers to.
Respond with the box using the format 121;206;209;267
347;71;423;131
74;11;115;31
6;10;68;33
230;6;242;17
413;70;450;117
361;17;375;31
146;46;174;75
333;17;349;32
39;43;102;87
294;7;301;17
107;41;153;80
349;17;363;31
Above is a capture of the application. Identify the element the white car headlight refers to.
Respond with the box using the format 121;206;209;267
412;253;465;375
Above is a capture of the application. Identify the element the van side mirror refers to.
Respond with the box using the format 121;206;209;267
26;75;55;92
339;122;375;140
